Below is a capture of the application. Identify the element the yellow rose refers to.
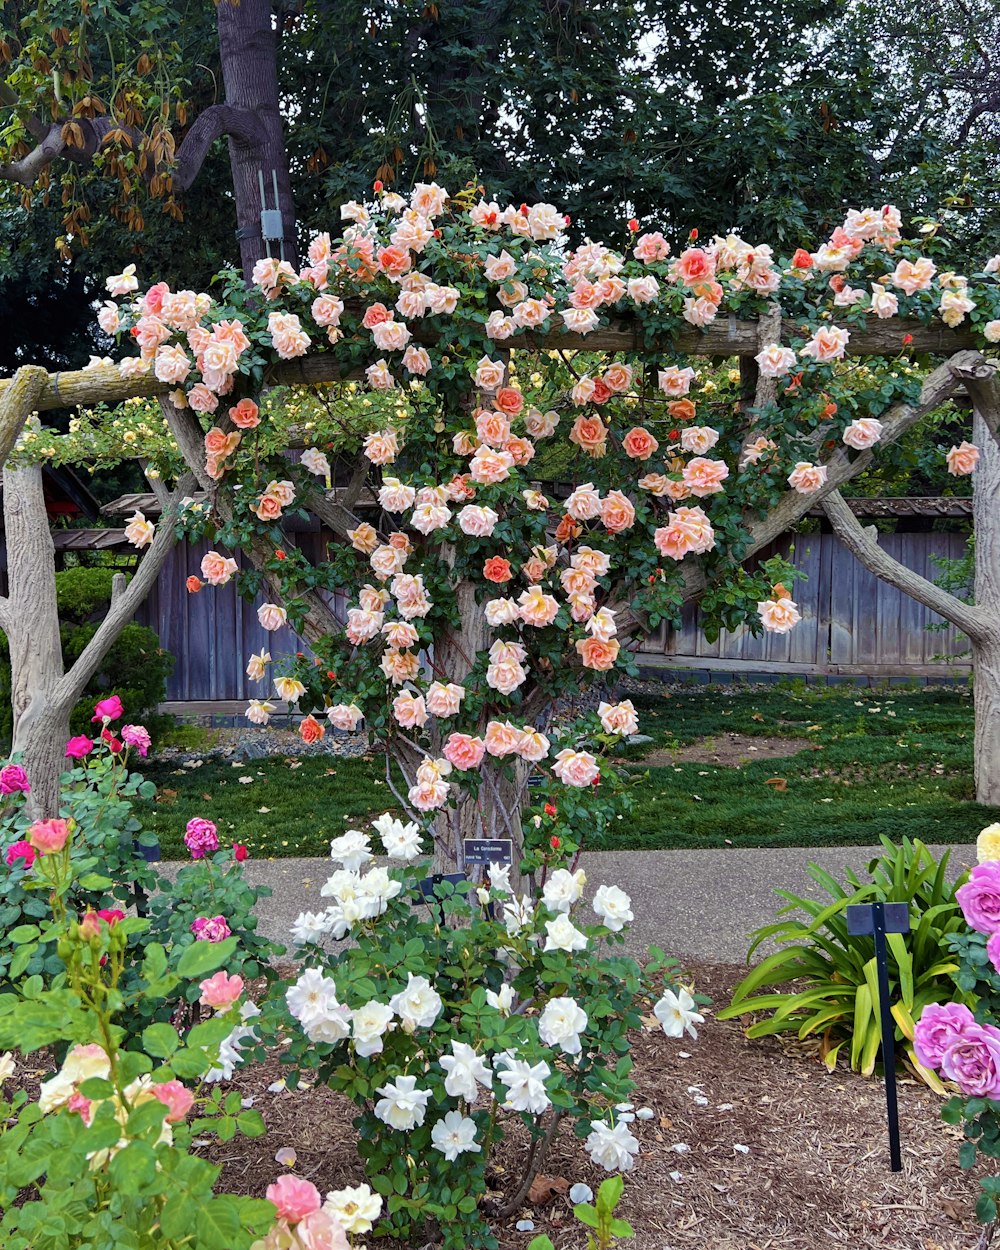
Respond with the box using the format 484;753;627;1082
977;823;1000;863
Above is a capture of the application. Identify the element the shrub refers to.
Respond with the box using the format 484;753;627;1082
261;812;701;1250
718;836;968;1084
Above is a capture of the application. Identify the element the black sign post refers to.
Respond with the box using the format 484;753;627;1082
846;900;910;1173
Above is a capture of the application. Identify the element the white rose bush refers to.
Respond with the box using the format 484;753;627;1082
258;812;696;1247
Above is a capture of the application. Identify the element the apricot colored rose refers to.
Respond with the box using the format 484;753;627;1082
483;557;513;584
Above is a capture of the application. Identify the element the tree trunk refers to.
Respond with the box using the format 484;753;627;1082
4;463;73;817
974;409;1000;805
217;0;298;277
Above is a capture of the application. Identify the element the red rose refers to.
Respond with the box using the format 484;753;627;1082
234;843;249;862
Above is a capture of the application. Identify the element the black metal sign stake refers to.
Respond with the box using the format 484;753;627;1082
846;900;910;1173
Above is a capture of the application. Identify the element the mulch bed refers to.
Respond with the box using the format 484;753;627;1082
191;961;987;1250
638;734;818;769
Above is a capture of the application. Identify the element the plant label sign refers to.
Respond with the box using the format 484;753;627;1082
463;838;513;866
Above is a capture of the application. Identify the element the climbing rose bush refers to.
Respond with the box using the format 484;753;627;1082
258;813;701;1249
93;185;1000;873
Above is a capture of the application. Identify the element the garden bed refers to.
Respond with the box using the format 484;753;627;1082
175;962;985;1250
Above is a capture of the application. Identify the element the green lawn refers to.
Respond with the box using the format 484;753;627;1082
138;685;999;858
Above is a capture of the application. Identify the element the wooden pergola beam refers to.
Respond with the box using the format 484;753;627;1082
0;317;978;415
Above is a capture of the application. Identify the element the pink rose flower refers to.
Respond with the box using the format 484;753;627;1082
940;1023;1000;1098
296;1209;349;1250
682;456;729;497
443;733;486;770
957;862;1000;933
5;839;35;868
787;462;828;494
947;442;980;476
392;691;428;729
0;763;30;794
914;1002;976;1071
201;550;238;587
842;418;884;450
598;701;639;736
92;695;124;723
800;326;850;363
191;915;231;942
552;748;600;787
65;735;94;759
184;817;219;859
198;970;245;1011
121;725;151;757
328;703;364;731
267;1175;323;1224
28;818;71;854
152;1080;195;1123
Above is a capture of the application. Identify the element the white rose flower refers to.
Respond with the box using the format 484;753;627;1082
323;1183;382;1235
374;1075;431;1130
351;1001;395;1057
205;1002;260;1082
291;910;333;945
439;1041;493;1101
486;862;512;894
538;997;589;1056
389;973;443;1030
542;868;586;913
653;987;705;1039
0;1052;14;1084
586;1119;640;1171
503;894;536;937
543;914;588;953
431;1110;482;1161
495;1054;552;1114
592;884;634;932
486;984;515;1015
328;829;373;871
373;814;424;860
358;865;403;911
285;969;351;1043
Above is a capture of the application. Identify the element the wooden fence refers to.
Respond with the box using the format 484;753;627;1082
136;529;972;708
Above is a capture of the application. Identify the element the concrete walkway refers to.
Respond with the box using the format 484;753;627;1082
237;842;973;965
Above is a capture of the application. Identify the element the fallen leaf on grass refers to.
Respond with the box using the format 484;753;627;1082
201;793;212;802
258;806;271;814
764;777;788;791
528;1175;569;1205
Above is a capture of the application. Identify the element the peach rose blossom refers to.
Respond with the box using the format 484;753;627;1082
483;556;513;584
622;427;659;460
132;314;171;356
411;181;448;217
409;779;449;811
154;345;192;384
634;232;670;262
254;492;285;522
569;278;601;309
470;199;502;229
362;303;393;329
682;456;730;497
443;733;486;770
654;506;716;560
204;427;239;458
486;311;516;340
372;319;412;352
486;659;526;695
524;409;559;439
392;691;428;729
363;429;399;465
453;430;480;456
787;461;828;493
425;284;460;314
298;715;325;745
410;502;451;534
311;293;345;327
266;480;294;507
360;584;390;611
947;441;980;475
485;720;521;757
586;607;618;641
328;703;364;730
381;649;420;685
379;478;416;511
201;550;238;586
188;383;219;413
512;298;549;328
458;505;499;537
740;436;777;469
494;386;523;417
598;276;626;304
484;250;518;282
186;325;211;355
123;510;155;549
601;490;636;534
484;597;520;626
518;586;560;627
561;307;599;334
799;325;850;362
390;572;432;619
186;576;203;594
682;296;718;327
366;359;395;389
983;321;1000;343
576;637;621;670
565;482;602;521
603;362;633;393
569;415;607;457
658;365;696;397
403;345;432;374
348;523;378;554
940;289;976;327
383;621;420;648
552;748;600;787
680;426;720;454
628;275;660;303
599;700;639;735
476;410;511;447
475;356;505;391
891;257;936;295
346;608;384;644
377;244;412;278
561;566;597;596
426;682;465;717
572;546;611;577
370;545;407;580
758;596;802;633
754;344;797;378
228;398;260;429
867;284;899;318
673;247;716;286
568;591;596;622
515;728;551;762
268;311;311;359
396;289;426;323
257;603;288;631
470;446;515;485
638;473;671;496
842;417;884;450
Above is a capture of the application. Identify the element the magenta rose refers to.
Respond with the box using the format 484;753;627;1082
190;914;231;942
940;1022;1000;1099
914;1001;976;1070
957;862;1000;933
65;736;94;760
91;695;124;723
4;839;35;868
0;764;30;795
121;724;151;757
184;818;219;859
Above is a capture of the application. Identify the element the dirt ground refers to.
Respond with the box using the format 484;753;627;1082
188;961;987;1250
640;734;818;769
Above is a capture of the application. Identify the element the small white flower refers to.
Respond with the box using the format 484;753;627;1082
440;1041;493;1101
486;984;514;1015
328;828;373;871
653;987;704;1039
351;1000;395;1057
495;1054;551;1114
543;913;587;953
389;973;443;1030
592;884;634;931
542;867;586;913
0;1052;14;1084
585;1119;640;1171
323;1183;382;1234
374;1075;431;1130
372;812;423;860
290;911;332;945
538;997;589;1056
431;1110;481;1161
486;861;512;894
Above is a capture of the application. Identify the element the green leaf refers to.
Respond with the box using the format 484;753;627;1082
574;1203;600;1228
142;1022;180;1058
176;936;238;980
8;924;39;944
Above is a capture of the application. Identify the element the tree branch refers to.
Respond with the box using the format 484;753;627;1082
0;80;49;142
171;103;262;191
950;353;1000;447
822;488;989;641
0;365;48;467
